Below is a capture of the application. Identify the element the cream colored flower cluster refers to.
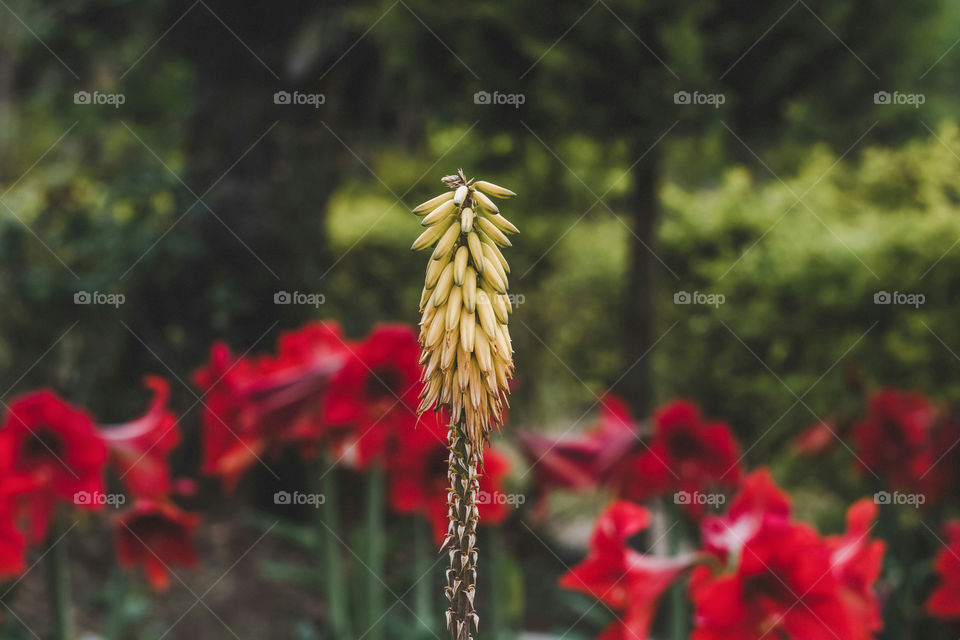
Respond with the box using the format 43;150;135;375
411;171;517;447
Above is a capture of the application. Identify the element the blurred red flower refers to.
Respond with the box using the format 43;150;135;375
560;501;693;640
516;398;741;519
0;391;107;541
852;389;955;501
193;321;348;487
516;396;637;509
926;520;960;619
621;400;741;511
99;376;180;499
387;417;511;542
699;468;790;560
0;478;31;579
115;499;199;591
691;470;883;640
324;324;424;468
826;499;885;634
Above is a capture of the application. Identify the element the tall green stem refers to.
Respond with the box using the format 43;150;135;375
319;460;351;639
413;518;432;633
45;513;73;640
104;569;129;640
365;463;385;640
489;527;509;640
665;500;687;640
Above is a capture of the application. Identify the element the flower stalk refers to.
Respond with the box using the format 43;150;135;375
410;170;517;639
413;519;433;631
318;458;351;639
444;418;480;639
45;513;73;640
365;463;385;640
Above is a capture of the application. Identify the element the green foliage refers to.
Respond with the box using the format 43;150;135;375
658;123;960;459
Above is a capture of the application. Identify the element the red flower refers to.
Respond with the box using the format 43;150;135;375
0;391;107;541
99;376;180;499
699;468;790;561
324;324;423;468
115;499;199;591
852;389;955;500
621;400;741;510
826;499;885;634
0;519;24;580
690;527;860;640
387;418;511;542
0;477;30;579
193;321;347;487
516;396;638;500
560;501;693;640
926;520;960;618
691;470;882;640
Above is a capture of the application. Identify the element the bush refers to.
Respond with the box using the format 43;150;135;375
657;122;960;460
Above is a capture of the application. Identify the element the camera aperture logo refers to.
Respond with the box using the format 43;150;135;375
874;490;925;508
74;491;126;507
674;91;725;108
474;90;525;109
274;490;326;508
674;290;725;308
874;290;924;308
74;90;125;108
476;490;525;508
873;91;924;108
673;490;726;507
274;290;326;308
274;90;325;108
74;290;125;308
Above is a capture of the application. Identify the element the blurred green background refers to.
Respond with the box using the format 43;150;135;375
4;0;960;637
4;0;960;456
